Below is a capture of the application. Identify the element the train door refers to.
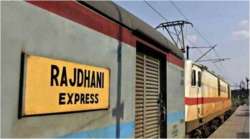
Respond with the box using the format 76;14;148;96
135;45;166;138
197;69;203;119
191;65;203;120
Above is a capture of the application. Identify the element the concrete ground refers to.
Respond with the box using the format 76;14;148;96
209;105;249;138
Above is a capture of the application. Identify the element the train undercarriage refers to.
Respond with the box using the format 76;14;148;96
187;110;233;138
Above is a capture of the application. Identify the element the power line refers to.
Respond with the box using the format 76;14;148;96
169;0;230;80
143;0;179;37
186;37;228;80
143;0;229;81
169;0;223;55
169;0;212;46
169;0;219;59
143;0;168;22
195;45;216;62
169;0;188;21
144;0;218;59
169;0;220;56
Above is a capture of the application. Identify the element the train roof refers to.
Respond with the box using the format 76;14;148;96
79;1;184;59
190;61;230;85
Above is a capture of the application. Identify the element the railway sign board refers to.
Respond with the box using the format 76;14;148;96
20;54;110;117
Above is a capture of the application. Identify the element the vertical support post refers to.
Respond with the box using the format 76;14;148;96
246;78;249;98
186;45;190;60
246;78;249;91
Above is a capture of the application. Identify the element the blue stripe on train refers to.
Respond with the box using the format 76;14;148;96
167;111;185;125
60;111;184;138
61;121;134;138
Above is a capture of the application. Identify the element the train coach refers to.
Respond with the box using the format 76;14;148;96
2;1;185;138
185;60;232;137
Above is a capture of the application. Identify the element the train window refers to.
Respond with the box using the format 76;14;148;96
191;70;196;86
198;71;201;87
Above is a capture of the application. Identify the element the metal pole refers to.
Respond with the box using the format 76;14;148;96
246;78;249;91
186;45;189;60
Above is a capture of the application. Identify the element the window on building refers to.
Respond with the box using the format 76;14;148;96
191;70;196;86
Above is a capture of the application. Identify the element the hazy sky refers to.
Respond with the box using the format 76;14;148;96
114;0;249;87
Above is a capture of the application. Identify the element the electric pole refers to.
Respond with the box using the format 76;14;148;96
246;77;249;92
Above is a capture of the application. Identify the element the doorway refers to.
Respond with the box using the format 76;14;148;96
134;42;166;138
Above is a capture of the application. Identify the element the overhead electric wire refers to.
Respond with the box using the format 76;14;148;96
144;0;212;58
144;0;168;22
169;0;219;55
186;41;224;79
169;0;212;46
143;0;230;82
169;0;230;81
143;0;178;37
143;0;208;60
144;0;216;59
169;1;221;52
187;39;227;79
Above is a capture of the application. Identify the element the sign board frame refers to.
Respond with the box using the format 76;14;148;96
18;53;110;118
